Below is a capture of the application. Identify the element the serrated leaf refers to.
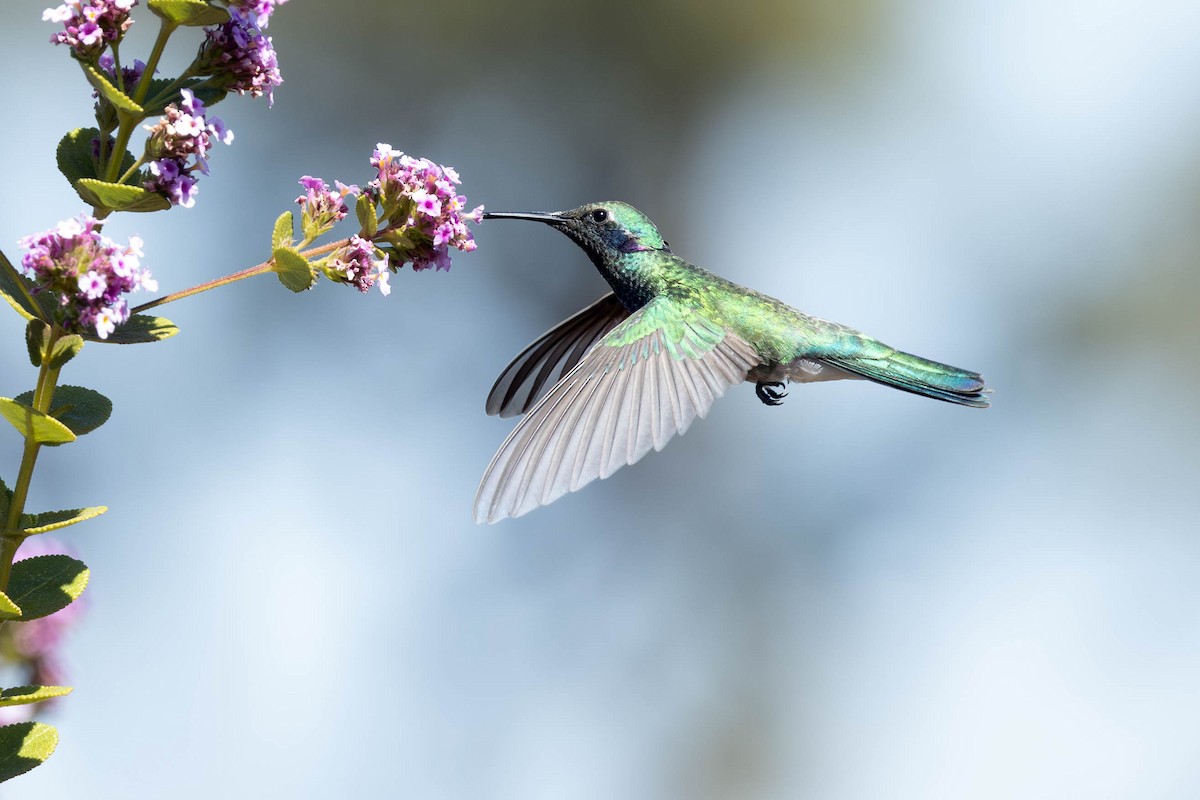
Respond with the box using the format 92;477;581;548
82;314;178;344
76;179;171;214
0;592;20;619
273;247;316;292
356;194;379;238
0;400;76;445
25;320;49;368
148;0;230;26
82;65;143;117
0;687;72;708
6;556;88;621
0;479;10;521
47;334;84;369
56;127;102;184
0;722;57;782
14;387;111;438
273;211;294;250
0;251;48;323
20;506;107;536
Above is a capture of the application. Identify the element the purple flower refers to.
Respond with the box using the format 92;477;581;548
325;235;389;295
226;0;287;28
142;89;233;207
296;176;359;237
366;144;482;273
96;52;146;94
197;8;283;105
18;215;155;338
43;0;136;60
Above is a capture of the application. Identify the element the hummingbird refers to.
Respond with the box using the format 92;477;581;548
475;202;989;523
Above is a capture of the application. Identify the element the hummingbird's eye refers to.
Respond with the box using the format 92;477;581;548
590;209;609;224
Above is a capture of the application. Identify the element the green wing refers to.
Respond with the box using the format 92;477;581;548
475;297;760;523
486;293;630;418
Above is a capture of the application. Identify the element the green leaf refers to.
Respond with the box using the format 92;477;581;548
273;211;294;250
0;687;72;708
0;722;57;782
82;314;178;344
14;386;111;438
0;400;76;445
0;592;21;620
189;83;228;109
0;478;10;521
148;0;230;25
76;179;172;214
6;556;89;621
356;194;379;238
82;64;144;117
47;334;84;369
273;247;317;292
56;128;102;184
20;506;107;536
25;320;49;368
0;251;48;323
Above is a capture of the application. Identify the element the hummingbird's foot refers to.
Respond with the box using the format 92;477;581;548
755;381;788;406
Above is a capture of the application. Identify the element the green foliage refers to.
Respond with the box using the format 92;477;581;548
25;321;48;368
20;506;107;536
273;247;317;292
0;687;72;708
6;556;89;621
0;478;10;520
148;0;230;26
14;386;112;439
0;722;57;782
56;128;102;185
273;211;294;250
82;65;143;117
0;252;48;323
76;179;173;214
82;314;178;344
139;78;226;117
0;399;76;445
357;193;379;238
47;335;84;369
0;591;21;620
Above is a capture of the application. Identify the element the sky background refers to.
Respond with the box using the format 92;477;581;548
2;0;1200;797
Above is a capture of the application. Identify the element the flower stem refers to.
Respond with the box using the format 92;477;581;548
133;20;177;109
130;239;347;314
0;328;65;592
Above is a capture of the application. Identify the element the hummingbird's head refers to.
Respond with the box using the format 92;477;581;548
483;202;671;258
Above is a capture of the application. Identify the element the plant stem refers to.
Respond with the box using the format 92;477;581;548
0;328;64;591
133;20;176;109
130;239;347;314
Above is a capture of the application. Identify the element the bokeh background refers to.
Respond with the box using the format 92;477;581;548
3;1;1200;797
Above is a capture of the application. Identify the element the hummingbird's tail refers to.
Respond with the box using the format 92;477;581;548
821;349;990;408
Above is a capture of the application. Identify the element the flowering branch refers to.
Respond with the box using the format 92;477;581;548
0;0;485;782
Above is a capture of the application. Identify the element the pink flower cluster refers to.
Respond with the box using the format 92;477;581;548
296;176;359;237
368;143;483;272
18;215;156;339
43;0;135;60
142;89;233;208
326;235;390;295
198;4;283;105
226;0;288;28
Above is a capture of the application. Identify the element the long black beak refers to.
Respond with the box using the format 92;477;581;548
481;211;564;225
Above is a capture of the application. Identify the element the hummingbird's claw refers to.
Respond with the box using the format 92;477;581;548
756;381;788;406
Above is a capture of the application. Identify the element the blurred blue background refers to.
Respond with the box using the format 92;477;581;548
3;1;1200;797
